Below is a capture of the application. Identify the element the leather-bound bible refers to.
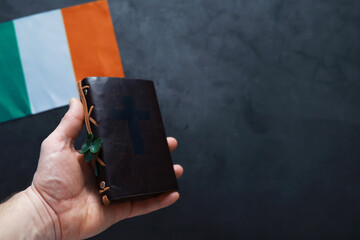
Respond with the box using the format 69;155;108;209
77;77;178;205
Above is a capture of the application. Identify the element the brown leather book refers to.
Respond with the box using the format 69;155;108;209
77;77;178;205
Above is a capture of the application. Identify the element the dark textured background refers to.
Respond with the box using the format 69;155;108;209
1;0;360;239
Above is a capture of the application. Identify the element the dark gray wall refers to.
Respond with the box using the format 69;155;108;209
1;0;360;239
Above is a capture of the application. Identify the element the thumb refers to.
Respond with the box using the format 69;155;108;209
49;98;84;143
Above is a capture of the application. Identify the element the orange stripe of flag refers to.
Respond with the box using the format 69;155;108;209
61;0;124;81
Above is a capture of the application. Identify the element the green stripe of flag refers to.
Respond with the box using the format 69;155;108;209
0;21;31;123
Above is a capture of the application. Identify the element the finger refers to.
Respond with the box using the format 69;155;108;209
167;137;178;152
174;164;183;179
127;191;180;218
49;98;84;143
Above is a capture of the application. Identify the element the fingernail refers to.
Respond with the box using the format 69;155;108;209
69;98;74;107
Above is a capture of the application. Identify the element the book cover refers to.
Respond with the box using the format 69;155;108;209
77;77;178;204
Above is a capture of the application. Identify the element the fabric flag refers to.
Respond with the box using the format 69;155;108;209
0;0;124;123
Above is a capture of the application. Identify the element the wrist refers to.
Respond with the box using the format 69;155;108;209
25;186;61;239
0;186;60;239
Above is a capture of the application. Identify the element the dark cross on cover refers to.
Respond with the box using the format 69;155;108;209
112;96;150;154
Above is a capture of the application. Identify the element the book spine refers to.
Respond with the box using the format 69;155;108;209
77;78;111;205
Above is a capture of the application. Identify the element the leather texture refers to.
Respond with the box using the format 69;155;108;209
79;77;178;203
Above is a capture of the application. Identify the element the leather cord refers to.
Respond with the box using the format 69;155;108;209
77;81;111;205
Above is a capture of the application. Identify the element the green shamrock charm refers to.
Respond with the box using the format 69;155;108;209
80;133;103;176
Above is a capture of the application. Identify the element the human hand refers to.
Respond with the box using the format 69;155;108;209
28;98;183;239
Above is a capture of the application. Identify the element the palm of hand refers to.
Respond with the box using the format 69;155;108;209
31;99;182;239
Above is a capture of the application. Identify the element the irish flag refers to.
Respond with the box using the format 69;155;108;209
0;0;124;123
